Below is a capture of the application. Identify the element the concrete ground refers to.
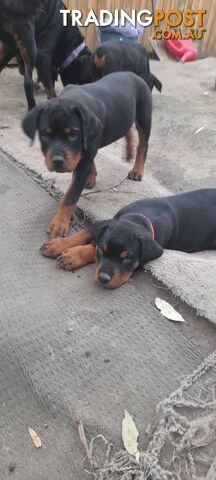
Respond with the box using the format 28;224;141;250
0;58;216;479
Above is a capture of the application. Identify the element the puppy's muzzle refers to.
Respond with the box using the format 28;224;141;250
53;155;64;171
98;272;112;286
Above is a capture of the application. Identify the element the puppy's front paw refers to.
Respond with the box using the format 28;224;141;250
128;167;143;181
47;216;70;239
41;238;68;259
57;247;84;271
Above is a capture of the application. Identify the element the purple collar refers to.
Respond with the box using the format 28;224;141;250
59;41;86;74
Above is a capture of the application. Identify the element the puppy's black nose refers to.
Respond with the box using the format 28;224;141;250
53;156;64;168
98;272;111;286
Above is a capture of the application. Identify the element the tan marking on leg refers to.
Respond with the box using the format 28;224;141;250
41;230;93;258
85;161;97;189
57;244;96;270
47;201;75;239
47;175;77;238
0;42;6;63
46;87;57;100
128;122;147;181
93;53;106;68
125;129;133;161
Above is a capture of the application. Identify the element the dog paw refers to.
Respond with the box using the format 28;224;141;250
47;217;69;239
57;247;83;271
128;168;143;181
41;238;67;259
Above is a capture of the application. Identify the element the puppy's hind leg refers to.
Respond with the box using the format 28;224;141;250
36;51;57;100
128;122;148;181
85;161;97;189
128;86;152;181
125;129;133;161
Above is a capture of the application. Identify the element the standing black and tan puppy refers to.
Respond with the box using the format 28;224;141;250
23;72;152;238
91;41;162;92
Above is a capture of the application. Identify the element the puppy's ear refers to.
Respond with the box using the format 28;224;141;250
139;236;163;267
92;220;111;242
75;107;103;151
22;105;43;142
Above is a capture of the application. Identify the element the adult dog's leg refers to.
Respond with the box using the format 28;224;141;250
36;51;56;99
41;230;93;258
15;21;37;110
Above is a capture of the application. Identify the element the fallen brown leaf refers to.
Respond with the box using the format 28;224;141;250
28;427;42;448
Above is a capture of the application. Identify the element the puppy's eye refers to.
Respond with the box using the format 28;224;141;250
64;128;79;141
68;134;79;141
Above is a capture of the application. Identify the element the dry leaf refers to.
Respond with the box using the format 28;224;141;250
155;298;185;323
122;410;140;461
195;126;205;135
28;427;42;448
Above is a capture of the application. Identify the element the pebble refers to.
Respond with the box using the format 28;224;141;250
8;462;16;473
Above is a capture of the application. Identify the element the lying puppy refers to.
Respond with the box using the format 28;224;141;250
23;72;152;238
92;41;162;92
0;0;92;110
41;189;216;289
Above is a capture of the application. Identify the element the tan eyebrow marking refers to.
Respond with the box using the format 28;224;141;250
120;250;128;259
64;127;71;134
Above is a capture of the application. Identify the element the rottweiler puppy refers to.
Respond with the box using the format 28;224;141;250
23;72;152;238
41;189;216;289
91;41;162;92
0;0;92;110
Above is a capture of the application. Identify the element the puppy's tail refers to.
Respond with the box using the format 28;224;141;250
151;73;162;93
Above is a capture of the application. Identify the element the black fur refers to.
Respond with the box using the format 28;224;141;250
93;189;216;287
0;0;39;19
23;72;152;238
91;41;162;92
0;0;92;109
